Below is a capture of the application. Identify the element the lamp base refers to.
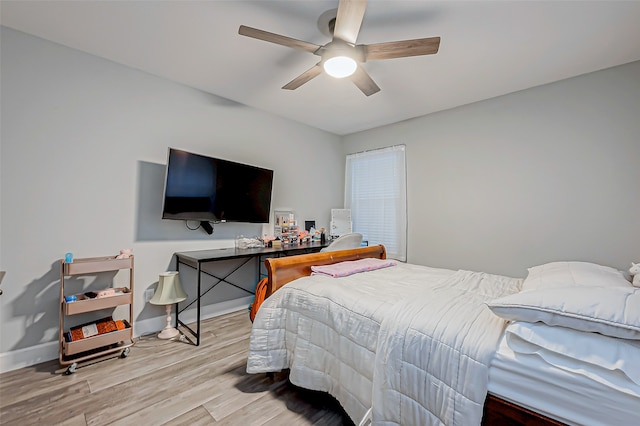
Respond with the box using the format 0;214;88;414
157;304;180;340
157;326;180;340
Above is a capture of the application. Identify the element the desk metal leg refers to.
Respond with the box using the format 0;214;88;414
176;260;202;346
175;261;180;329
196;262;201;346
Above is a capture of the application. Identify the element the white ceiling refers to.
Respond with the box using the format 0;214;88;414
2;1;640;135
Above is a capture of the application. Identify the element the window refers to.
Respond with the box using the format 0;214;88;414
345;145;407;261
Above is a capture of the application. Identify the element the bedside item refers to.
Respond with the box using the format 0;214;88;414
65;252;73;263
150;271;187;339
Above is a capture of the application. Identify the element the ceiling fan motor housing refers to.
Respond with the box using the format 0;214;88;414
319;41;365;64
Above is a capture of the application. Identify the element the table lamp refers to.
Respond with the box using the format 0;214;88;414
150;271;187;339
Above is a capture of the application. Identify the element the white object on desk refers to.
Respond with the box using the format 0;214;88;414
330;208;352;237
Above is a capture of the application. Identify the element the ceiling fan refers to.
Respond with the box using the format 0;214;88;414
238;0;440;96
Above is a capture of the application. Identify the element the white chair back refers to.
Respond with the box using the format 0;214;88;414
320;233;363;252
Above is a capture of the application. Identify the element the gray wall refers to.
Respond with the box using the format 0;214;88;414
343;61;640;277
0;27;343;369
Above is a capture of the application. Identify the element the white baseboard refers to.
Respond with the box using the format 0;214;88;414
0;341;59;374
135;296;253;337
0;296;253;374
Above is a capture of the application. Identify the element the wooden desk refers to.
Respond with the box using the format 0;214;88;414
175;241;330;345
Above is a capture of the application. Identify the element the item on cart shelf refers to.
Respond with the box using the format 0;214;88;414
66;317;127;342
96;288;116;298
116;248;133;259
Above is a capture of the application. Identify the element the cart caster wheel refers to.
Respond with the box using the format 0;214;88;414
120;347;130;358
65;363;77;375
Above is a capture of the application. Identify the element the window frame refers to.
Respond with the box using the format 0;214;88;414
344;145;407;261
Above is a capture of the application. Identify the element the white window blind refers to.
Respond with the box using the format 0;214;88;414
345;145;407;261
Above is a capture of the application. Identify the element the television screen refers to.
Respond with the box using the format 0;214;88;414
162;148;273;223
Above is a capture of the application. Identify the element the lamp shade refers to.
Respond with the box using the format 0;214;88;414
150;271;187;305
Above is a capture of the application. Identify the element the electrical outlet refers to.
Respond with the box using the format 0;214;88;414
144;288;154;303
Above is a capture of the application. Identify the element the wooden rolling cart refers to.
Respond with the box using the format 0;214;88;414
59;255;134;374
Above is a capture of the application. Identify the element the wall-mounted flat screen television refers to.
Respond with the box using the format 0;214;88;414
162;148;273;225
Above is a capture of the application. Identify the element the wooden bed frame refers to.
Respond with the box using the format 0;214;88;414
263;245;565;426
264;244;388;297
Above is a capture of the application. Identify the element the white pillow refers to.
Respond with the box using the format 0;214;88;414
487;286;640;340
523;261;630;291
505;322;640;387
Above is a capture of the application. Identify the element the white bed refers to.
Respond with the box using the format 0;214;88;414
247;246;640;425
248;262;467;422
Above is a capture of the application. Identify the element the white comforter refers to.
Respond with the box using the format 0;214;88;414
247;263;522;425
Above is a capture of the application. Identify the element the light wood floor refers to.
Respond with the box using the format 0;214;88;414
0;311;353;425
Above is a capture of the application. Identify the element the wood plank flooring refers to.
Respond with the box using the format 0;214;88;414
0;311;354;426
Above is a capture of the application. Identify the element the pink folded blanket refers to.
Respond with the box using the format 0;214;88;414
311;258;397;278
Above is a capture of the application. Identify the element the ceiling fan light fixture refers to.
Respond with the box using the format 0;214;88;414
323;56;357;78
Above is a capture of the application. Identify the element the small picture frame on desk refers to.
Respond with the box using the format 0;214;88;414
305;220;316;232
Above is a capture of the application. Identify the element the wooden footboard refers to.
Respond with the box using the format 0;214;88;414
483;394;565;425
264;244;386;297
263;245;563;426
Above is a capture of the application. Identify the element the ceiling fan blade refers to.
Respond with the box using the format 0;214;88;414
350;66;380;96
282;64;323;90
239;25;320;54
365;36;440;60
333;0;368;44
